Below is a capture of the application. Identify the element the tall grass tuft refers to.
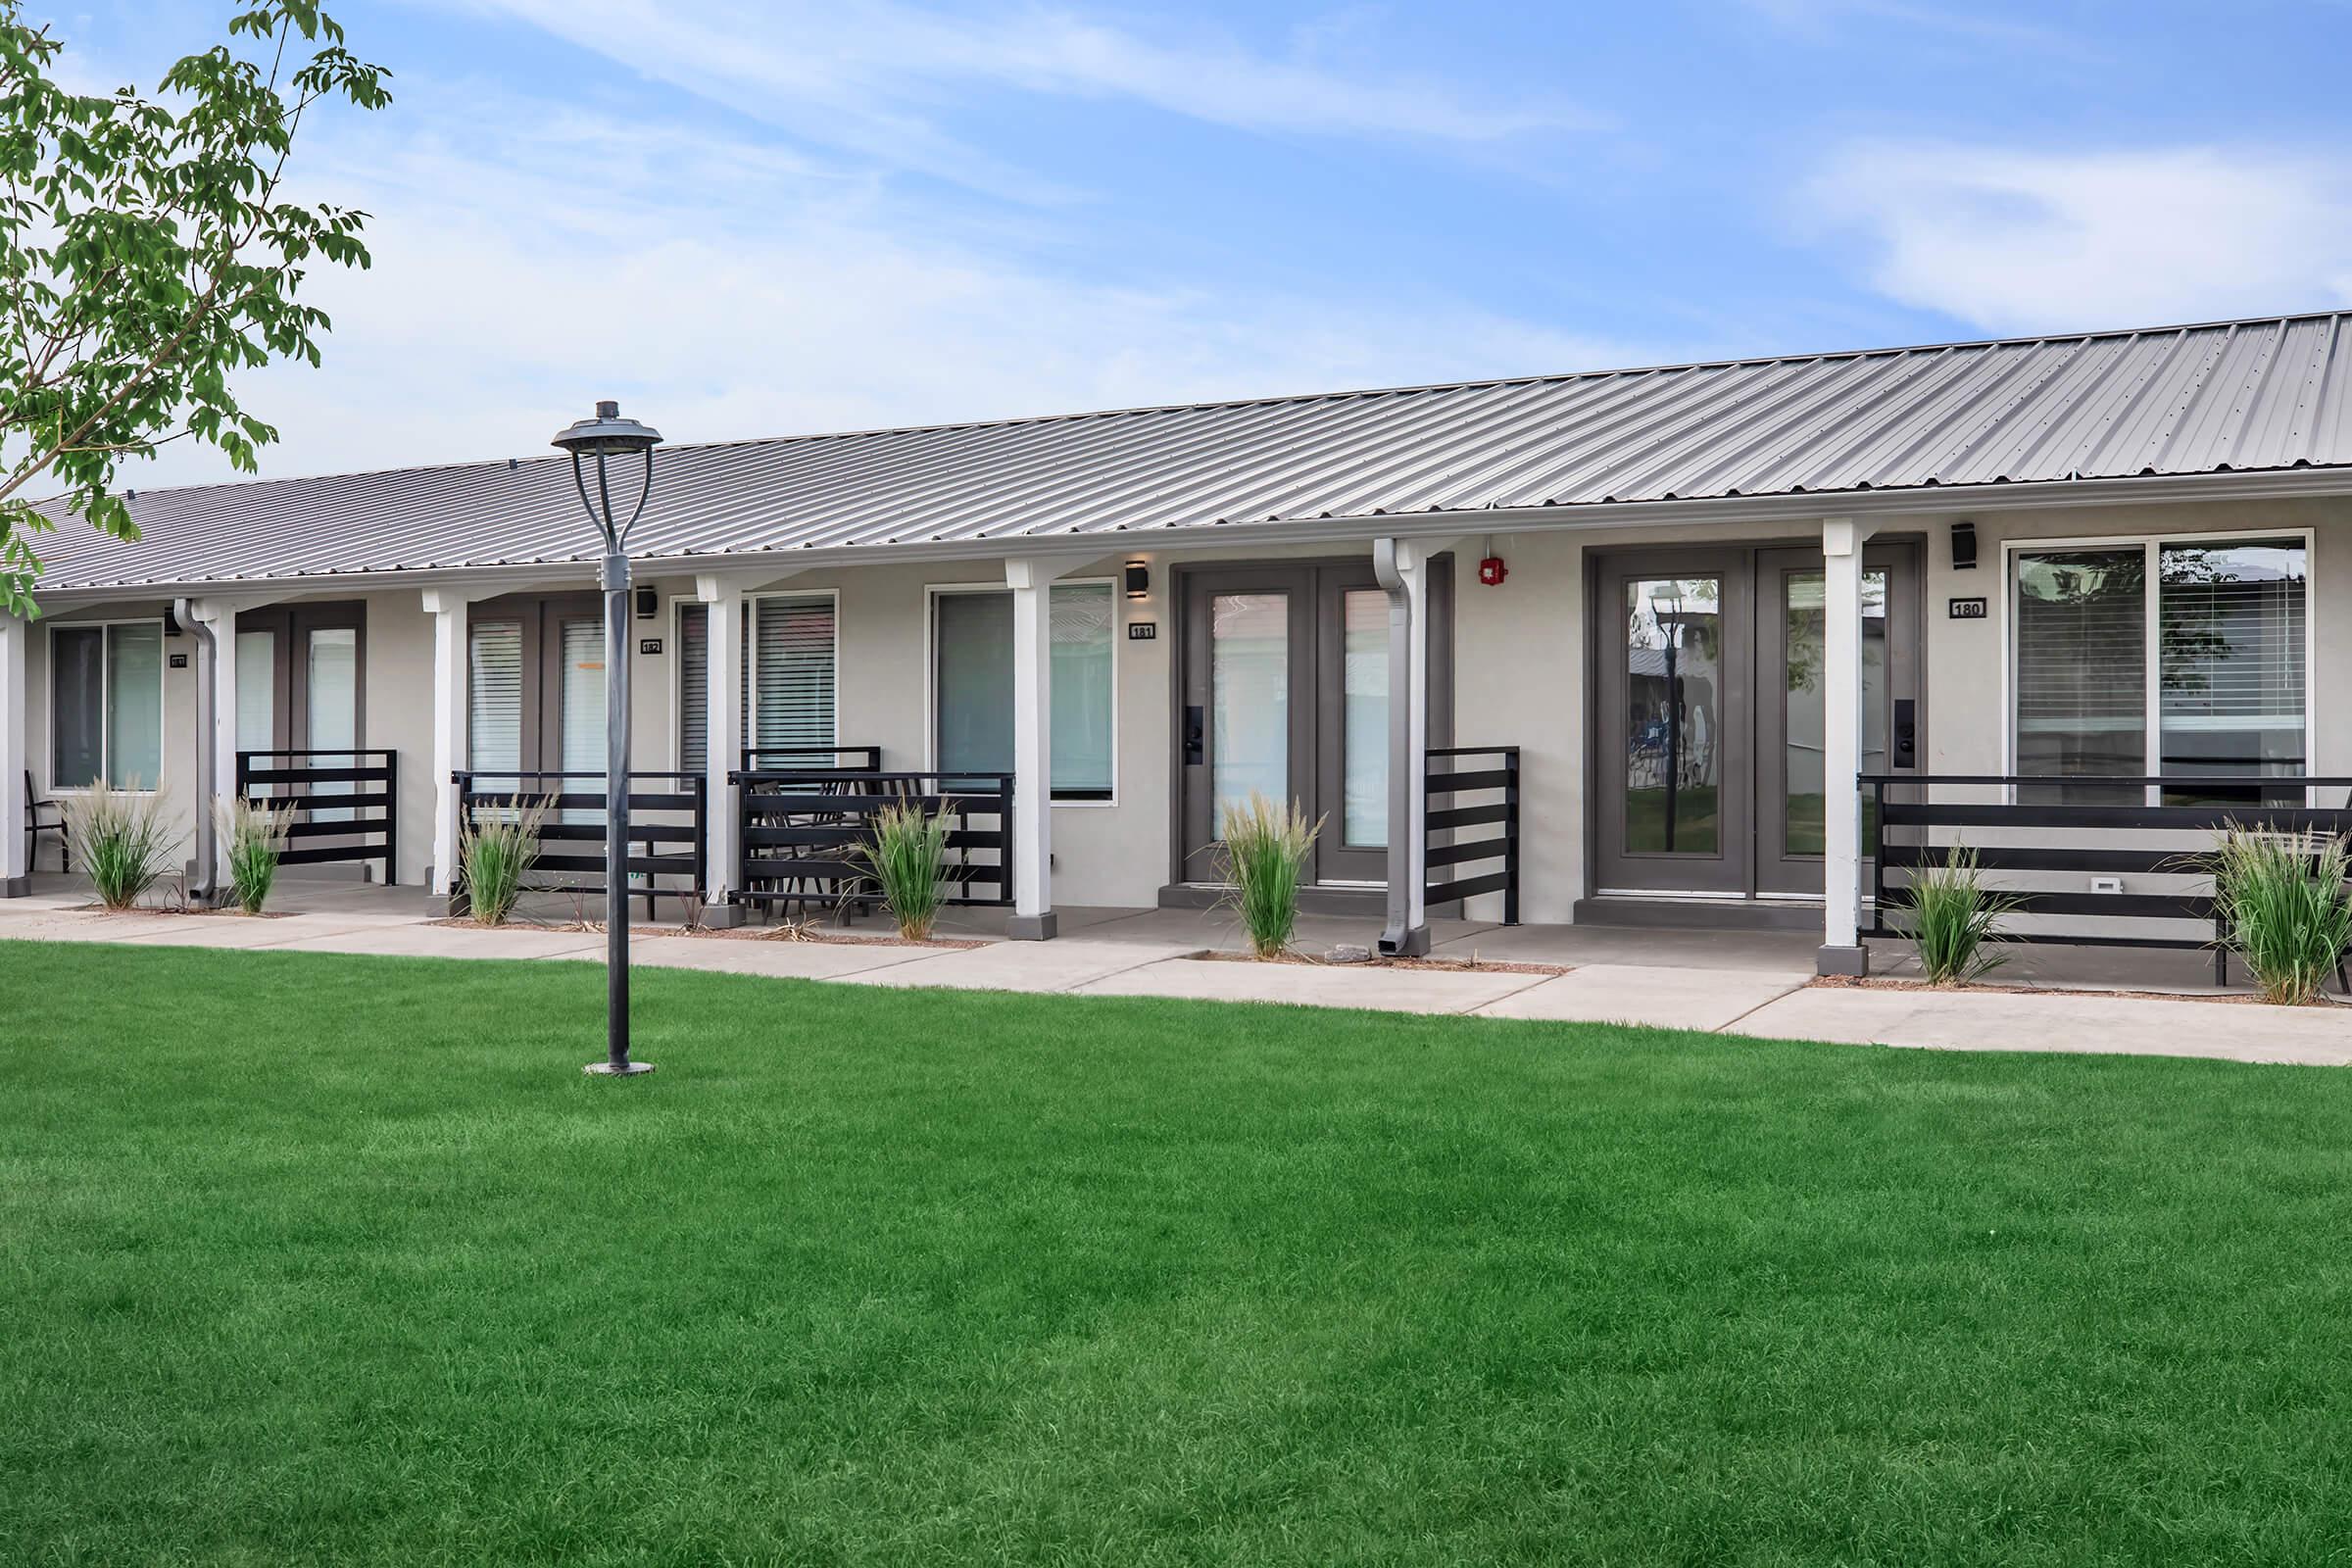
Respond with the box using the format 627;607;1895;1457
1215;793;1323;959
459;799;548;925
2208;825;2352;1006
62;780;179;911
214;796;295;915
858;799;954;940
1897;845;2016;986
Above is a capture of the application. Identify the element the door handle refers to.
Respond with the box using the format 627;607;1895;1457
1184;705;1205;764
1892;698;1917;769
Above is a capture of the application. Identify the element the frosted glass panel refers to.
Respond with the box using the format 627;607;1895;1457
560;619;607;823
1342;589;1387;848
307;628;359;822
235;631;275;754
105;623;164;789
1050;582;1114;797
1781;570;1886;857
1210;592;1289;828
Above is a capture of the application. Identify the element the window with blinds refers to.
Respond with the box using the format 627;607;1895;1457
2015;549;2145;801
752;594;837;759
2014;538;2310;805
467;619;523;794
2160;539;2306;800
676;601;755;770
49;621;163;789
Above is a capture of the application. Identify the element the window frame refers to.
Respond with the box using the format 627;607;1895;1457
922;577;1119;807
2002;526;2318;803
746;588;841;763
47;615;169;795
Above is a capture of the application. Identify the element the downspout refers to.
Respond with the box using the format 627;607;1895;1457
1375;538;1430;956
172;599;219;906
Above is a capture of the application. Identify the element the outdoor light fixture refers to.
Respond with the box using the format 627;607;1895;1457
634;587;659;620
1124;562;1150;600
1951;519;1978;570
552;399;663;1077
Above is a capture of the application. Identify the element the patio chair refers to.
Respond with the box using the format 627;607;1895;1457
24;769;66;873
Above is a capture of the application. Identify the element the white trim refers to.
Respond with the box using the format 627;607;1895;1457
922;576;1120;807
745;587;841;760
2001;524;2318;796
44;615;168;795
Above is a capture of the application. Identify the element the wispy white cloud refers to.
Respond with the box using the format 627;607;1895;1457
1739;0;2091;54
444;0;1597;201
1803;141;2352;331
125;80;1644;488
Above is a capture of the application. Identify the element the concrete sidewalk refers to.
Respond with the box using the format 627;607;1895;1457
2;893;2343;1067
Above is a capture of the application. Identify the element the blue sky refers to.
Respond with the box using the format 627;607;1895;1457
57;0;2352;485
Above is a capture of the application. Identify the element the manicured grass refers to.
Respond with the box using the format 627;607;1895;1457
6;940;2352;1566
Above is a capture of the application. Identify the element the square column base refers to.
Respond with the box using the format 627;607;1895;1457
1378;925;1431;958
1816;944;1871;978
2;874;28;899
699;901;748;930
1006;912;1057;942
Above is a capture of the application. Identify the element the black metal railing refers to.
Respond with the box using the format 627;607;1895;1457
1426;746;1519;923
450;769;707;916
742;745;884;772
235;749;397;881
1863;773;2352;979
732;768;1014;911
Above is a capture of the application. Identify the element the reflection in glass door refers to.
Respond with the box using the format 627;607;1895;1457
1209;592;1291;820
1624;576;1725;856
307;627;360;822
558;616;607;824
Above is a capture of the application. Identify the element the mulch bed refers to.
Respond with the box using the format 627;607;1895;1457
424;916;983;951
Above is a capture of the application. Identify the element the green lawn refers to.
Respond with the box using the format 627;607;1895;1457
6;941;2351;1566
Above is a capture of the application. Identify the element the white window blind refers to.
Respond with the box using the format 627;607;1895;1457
2159;540;2306;778
676;601;753;771
234;630;275;754
753;595;836;757
104;624;164;789
559;617;607;776
2014;549;2145;791
467;620;523;793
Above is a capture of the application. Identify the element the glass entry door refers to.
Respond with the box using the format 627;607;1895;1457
1592;543;1919;899
1177;562;1443;888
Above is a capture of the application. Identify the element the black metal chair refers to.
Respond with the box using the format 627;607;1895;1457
24;770;66;873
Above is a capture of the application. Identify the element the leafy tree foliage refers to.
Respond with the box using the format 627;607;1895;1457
0;1;389;614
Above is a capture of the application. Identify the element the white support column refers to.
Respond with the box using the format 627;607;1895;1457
1819;515;1877;977
1005;555;1076;940
1375;537;1432;956
422;586;482;901
0;612;27;896
697;571;748;925
186;596;250;893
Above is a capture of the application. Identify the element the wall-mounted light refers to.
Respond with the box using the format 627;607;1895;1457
634;587;659;619
1124;561;1151;600
1951;519;1978;570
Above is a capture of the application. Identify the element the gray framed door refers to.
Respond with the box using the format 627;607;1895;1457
1755;542;1921;897
1593;554;1754;895
1176;560;1450;888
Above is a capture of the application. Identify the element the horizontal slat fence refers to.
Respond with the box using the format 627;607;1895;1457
235;749;397;880
1426;746;1519;923
451;769;705;914
733;769;1013;911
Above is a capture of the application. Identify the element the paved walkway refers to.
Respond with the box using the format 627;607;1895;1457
3;888;2345;1066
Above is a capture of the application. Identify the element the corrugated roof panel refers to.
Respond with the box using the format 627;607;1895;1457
32;310;2352;594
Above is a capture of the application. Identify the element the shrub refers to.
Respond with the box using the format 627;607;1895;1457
61;779;179;911
214;796;295;915
2208;825;2352;1006
459;798;547;926
1215;793;1323;959
1897;845;2016;986
858;799;954;941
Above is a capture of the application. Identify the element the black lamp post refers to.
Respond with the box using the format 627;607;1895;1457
553;400;662;1077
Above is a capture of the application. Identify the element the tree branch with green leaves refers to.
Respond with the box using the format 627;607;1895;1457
0;0;389;615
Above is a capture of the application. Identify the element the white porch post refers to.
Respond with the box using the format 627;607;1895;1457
1005;555;1074;940
697;572;747;925
186;596;249;893
1375;537;1432;956
1819;515;1877;977
422;587;483;901
0;612;27;897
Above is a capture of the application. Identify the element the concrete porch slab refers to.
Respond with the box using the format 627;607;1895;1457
835;939;1204;993
1738;985;2352;1066
1068;956;1548;1014
1473;963;1813;1031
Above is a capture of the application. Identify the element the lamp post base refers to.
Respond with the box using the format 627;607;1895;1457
583;1060;657;1077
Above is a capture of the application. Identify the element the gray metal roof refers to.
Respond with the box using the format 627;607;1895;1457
33;311;2352;595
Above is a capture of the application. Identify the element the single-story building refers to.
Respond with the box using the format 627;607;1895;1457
5;311;2348;974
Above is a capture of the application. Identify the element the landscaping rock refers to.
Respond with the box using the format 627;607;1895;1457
1328;944;1374;965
